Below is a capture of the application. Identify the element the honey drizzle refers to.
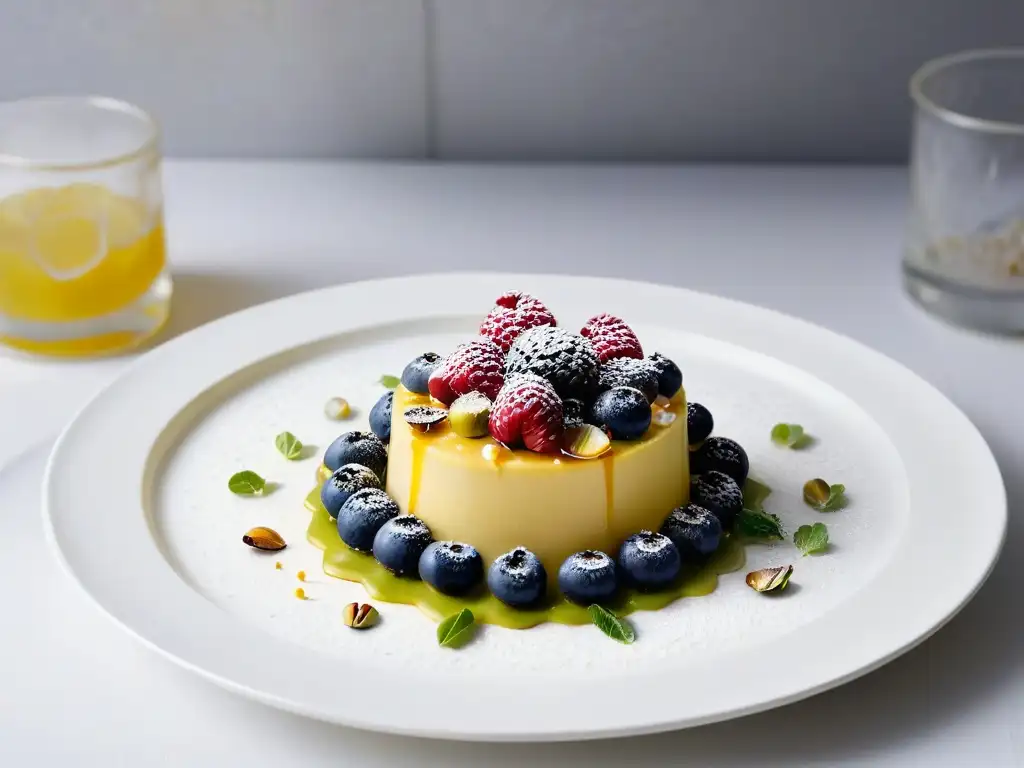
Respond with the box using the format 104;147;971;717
602;450;615;534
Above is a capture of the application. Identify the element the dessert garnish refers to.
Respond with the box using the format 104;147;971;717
448;392;492;438
321;464;382;518
274;561;282;570
692;436;749;484
343;602;379;629
437;608;476;648
419;541;484;596
428;338;505;404
589;605;636;644
368;392;393;443
660;504;723;559
294;587;307;600
481;444;501;462
323;431;388;479
372;515;433;577
324;397;352;420
794;523;829;556
562;424;611;459
589;386;651;440
488;547;547;609
647;352;683;398
803;479;846;511
274;431;303;460
489;373;565;454
746;565;794;593
241;526;286;551
296;570;306;582
690;470;744;528
403;405;448;432
580;313;644;362
229;470;267;496
771;422;807;448
378;374;400;390
597;357;660;403
505;326;600;401
618;531;682;591
336;487;400;551
737;509;785;540
559;550;619;605
479;292;556;352
686;401;715;446
400;353;442;394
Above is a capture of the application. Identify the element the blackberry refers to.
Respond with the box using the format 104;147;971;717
692;436;749;484
504;326;599;402
690;470;743;529
597;358;660;404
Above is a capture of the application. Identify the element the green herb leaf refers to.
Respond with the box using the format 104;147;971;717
803;479;846;511
274;431;303;460
743;477;773;512
771;423;806;448
823;483;846;511
437;608;475;648
589;605;636;644
737;509;786;540
794;522;829;555
746;565;794;593
228;470;266;495
379;374;401;390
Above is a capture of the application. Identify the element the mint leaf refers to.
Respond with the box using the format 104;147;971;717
379;374;400;390
794;522;829;555
737;509;785;540
228;470;266;495
746;565;794;593
437;608;475;648
823;483;846;511
274;431;303;460
589;605;635;644
771;423;806;448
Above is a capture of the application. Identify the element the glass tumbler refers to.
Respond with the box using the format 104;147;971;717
904;49;1024;332
0;96;170;356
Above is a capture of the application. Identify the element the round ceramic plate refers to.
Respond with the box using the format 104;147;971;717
44;274;1005;742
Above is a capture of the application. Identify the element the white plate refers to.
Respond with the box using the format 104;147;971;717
44;273;1005;742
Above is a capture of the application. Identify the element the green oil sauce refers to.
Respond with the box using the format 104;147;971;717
305;486;746;629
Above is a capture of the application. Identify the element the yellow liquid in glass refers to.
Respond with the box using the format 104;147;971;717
0;183;167;355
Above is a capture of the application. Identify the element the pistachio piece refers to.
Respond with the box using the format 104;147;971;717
343;602;379;629
562;424;611;459
404;405;448;433
242;526;286;551
746;565;794;593
448;392;492;438
803;478;846;511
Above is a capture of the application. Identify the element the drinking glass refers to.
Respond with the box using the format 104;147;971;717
903;49;1024;332
0;96;170;356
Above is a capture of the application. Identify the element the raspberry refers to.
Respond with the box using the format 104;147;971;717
597;357;660;403
489;374;564;454
427;339;505;405
580;314;643;362
504;326;599;401
480;292;556;353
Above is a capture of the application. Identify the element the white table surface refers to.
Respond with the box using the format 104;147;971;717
2;162;1022;767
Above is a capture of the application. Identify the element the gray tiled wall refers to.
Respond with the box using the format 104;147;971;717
2;0;1022;161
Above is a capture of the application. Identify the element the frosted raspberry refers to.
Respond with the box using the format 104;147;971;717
580;314;644;362
427;339;505;405
480;292;556;353
489;374;564;454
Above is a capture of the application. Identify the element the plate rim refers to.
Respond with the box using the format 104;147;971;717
43;272;1007;741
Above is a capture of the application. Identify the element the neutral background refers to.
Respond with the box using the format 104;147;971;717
3;0;1024;161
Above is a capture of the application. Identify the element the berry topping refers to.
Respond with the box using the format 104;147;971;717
403;405;448;432
618;530;682;590
589;386;652;441
400;352;442;394
562;398;585;429
597;357;660;404
427;339;505;405
480;292;556;352
321;464;383;518
558;550;619;605
488;547;547;609
504;326;599;401
323;431;388;481
336;487;399;551
368;391;393;443
687;402;714;445
690;470;744;528
692;436;749;484
489;374;565;453
660;503;723;560
372;515;434;578
648;352;683;398
580;314;643;362
448;392;492;438
419;541;484;596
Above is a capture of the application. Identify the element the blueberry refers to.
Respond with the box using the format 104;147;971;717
558;550;619;605
648;353;683;399
323;431;388;480
660;503;723;559
372;515;433;578
589;387;651;440
690;470;744;529
336;487;399;551
369;391;393;443
419;541;484;596
692;436;749;484
687;402;714;446
321;464;381;518
401;352;442;395
488;547;547;609
618;530;681;591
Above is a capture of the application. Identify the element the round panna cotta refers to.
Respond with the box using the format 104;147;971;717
384;385;690;576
